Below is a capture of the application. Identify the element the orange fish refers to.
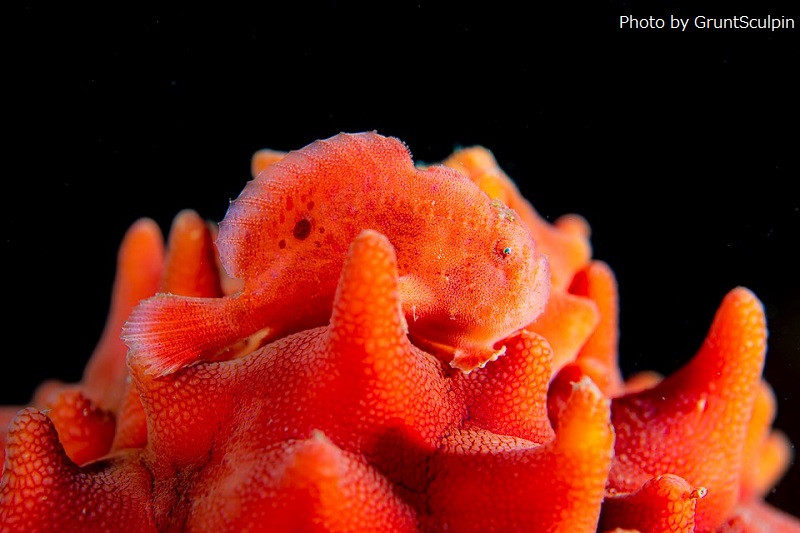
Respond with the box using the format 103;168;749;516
122;132;550;375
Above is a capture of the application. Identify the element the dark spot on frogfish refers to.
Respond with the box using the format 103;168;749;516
278;239;286;249
293;218;312;240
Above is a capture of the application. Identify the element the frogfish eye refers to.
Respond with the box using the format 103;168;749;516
494;240;513;258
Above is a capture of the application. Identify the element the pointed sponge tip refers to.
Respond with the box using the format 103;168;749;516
328;228;408;354
1;408;154;530
600;474;704;533
555;375;615;455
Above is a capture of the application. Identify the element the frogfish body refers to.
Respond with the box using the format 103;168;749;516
122;132;549;375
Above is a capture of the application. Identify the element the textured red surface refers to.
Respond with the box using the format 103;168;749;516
1;133;798;532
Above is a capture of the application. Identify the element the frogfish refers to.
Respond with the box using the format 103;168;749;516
0;132;798;532
122;131;550;375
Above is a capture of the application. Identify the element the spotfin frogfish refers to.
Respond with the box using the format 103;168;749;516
122;132;550;375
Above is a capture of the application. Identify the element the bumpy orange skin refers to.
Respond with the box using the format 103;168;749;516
2;134;798;532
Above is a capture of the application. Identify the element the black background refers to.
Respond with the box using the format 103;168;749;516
4;1;799;519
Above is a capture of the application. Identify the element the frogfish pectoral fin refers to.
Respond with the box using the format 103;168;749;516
408;332;508;373
450;344;507;373
122;293;247;377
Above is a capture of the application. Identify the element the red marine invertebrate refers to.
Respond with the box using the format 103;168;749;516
1;132;798;532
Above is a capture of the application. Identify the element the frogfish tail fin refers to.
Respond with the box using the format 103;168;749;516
122;294;240;377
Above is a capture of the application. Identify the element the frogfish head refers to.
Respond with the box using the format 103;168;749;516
404;196;551;373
